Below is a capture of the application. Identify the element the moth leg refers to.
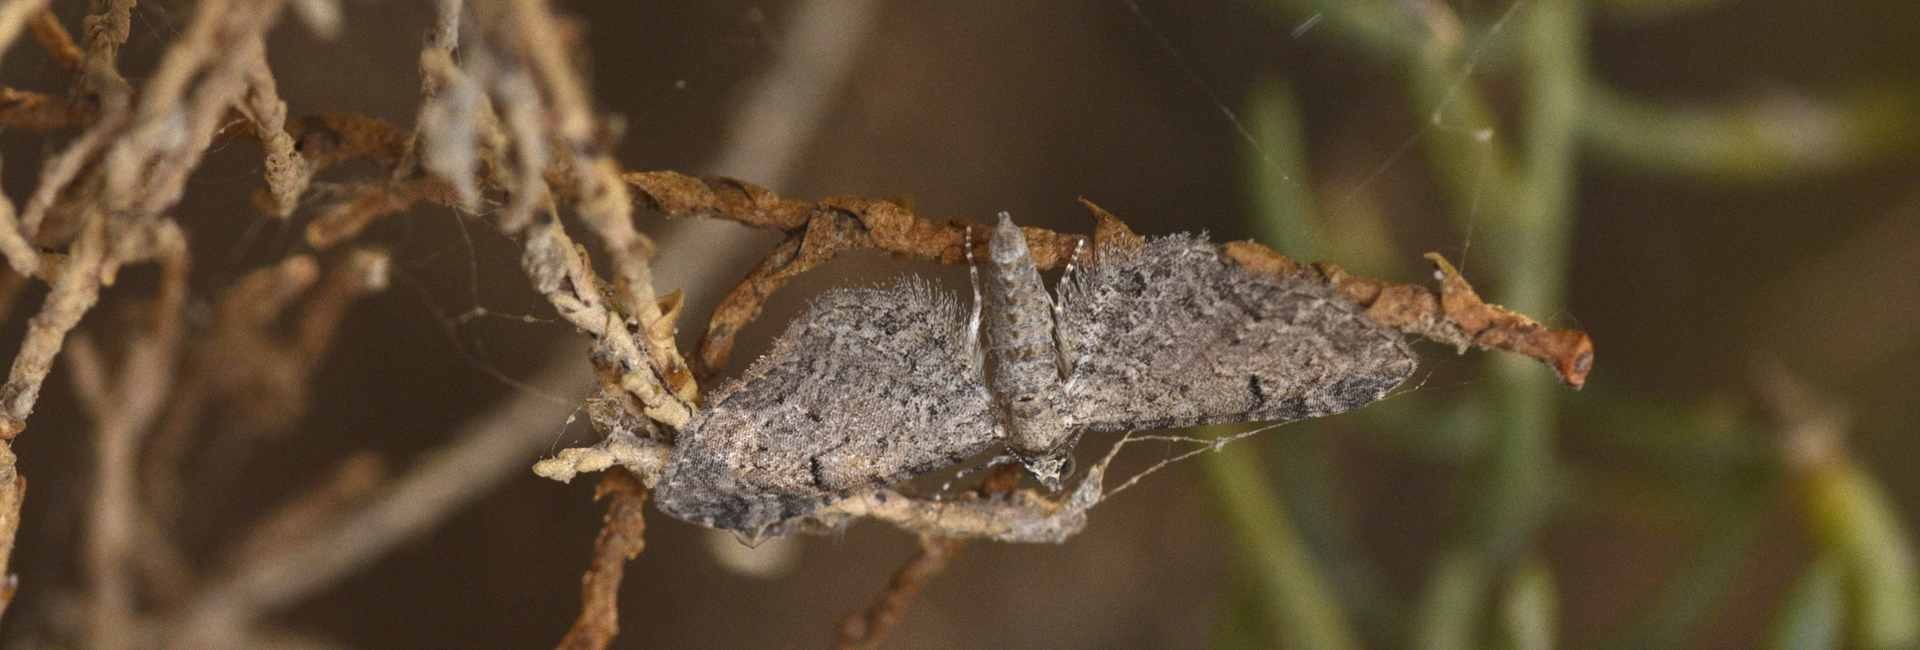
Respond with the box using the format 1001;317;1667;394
800;437;1126;544
801;464;1103;544
930;453;1022;499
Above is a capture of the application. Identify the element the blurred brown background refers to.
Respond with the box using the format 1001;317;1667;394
3;0;1917;648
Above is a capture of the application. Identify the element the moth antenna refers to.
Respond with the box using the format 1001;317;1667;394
965;224;984;364
1059;237;1085;291
1051;237;1084;381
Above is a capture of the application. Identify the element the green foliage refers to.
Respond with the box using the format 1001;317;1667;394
1209;0;1920;648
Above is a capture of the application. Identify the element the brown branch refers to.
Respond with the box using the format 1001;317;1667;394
303;178;450;248
11;0;131;244
287;249;389;369
832;535;966;650
1;0;301;443
495;0;593;148
167;342;596;649
626;171;1591;387
0;442;21;621
0;0;53;71
28;7;82;74
1081;202;1593;388
239;39;310;217
79;0;132;80
224;452;385;571
63;219;188;650
626;171;1086;375
143;249;387;529
0;86;91;129
68;333;163;650
0;210;107;439
397;0;699;439
0;157;37;277
286;112;411;171
1289;250;1593;388
831;466;1018;650
487;0;697;404
554;468;649;650
520;217;690;427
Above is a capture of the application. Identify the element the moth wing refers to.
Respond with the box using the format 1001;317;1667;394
657;280;1001;533
1058;236;1416;432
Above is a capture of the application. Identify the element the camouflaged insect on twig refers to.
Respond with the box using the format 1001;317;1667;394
545;196;1591;543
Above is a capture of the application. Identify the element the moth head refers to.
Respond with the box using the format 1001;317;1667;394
732;525;778;548
1020;453;1073;493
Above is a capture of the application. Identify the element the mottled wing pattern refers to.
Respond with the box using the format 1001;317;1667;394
656;280;1002;534
1058;236;1416;431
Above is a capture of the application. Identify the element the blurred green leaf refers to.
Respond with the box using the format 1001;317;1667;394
1267;430;1406;643
1411;548;1495;650
1583;83;1920;182
1242;75;1323;262
1494;556;1559;650
1801;461;1920;650
1199;430;1362;650
1766;556;1845;650
1563;384;1768;488
1596;474;1770;650
1216;581;1278;650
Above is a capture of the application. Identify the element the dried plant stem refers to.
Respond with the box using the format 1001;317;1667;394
64;220;188;650
832;536;968;650
1225;245;1592;387
0;443;20;620
520;217;690;428
647;0;883;370
167;343;595;648
1;0;303;447
628;172;1591;386
0;0;51;68
0;86;91;129
627;171;1080;375
832;466;1017;650
0;211;107;438
71;335;168;650
27;7;82;73
1411;2;1587;648
554;469;649;650
240;39;310;217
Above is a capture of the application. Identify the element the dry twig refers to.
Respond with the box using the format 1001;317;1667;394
1223;244;1595;387
0;0;49;58
0;86;91;129
554;468;649;650
142;249;388;533
26;7;82;73
2;0;306;441
0;443;20;621
627;171;1593;387
833;535;968;650
165;343;595;649
626;171;1085;376
64;219;189;650
0;0;1598;645
832;467;1019;650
